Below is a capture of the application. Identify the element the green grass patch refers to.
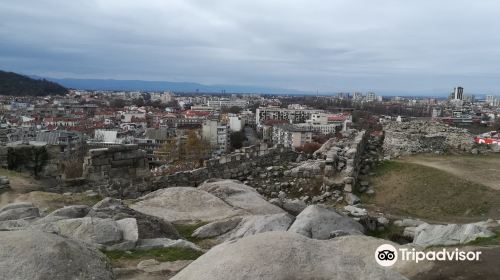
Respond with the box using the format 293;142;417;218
466;232;500;246
366;160;498;221
104;247;203;262
174;222;208;243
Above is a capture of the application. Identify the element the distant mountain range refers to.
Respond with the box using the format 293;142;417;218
37;76;310;95
0;70;68;96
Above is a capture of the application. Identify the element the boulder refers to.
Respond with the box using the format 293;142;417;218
89;197;180;239
171;232;418;280
116;218;139;243
49;205;90;218
288;205;364;239
132;181;284;224
198;179;285;216
218;213;295;241
131;187;242;223
0;202;40;221
413;222;495;247
0;230;114;280
281;198;307;215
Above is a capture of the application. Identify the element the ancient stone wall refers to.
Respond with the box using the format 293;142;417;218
82;144;150;182
150;144;297;190
382;120;475;158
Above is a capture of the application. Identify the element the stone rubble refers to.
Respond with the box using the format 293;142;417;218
383;120;475;158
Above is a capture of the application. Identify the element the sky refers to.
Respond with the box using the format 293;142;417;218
1;0;500;95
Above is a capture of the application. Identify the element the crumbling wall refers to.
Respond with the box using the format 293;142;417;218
82;144;150;182
383;121;475;158
151;144;297;189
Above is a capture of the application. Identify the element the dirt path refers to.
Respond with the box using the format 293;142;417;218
403;155;500;190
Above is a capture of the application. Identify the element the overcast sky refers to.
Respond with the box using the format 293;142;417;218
1;0;500;95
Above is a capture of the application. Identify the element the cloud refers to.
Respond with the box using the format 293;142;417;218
1;0;500;94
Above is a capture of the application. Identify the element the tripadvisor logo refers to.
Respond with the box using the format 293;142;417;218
375;244;398;267
375;244;482;267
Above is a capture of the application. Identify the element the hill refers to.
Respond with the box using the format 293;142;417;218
0;70;68;96
41;77;308;95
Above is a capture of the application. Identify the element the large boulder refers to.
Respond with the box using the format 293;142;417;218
198;179;285;216
0;230;115;280
89;197;180;239
131;181;284;224
0;202;40;221
413;222;495;247
53;217;124;245
171;232;416;280
131;187;242;223
288;205;364;239
193;213;295;241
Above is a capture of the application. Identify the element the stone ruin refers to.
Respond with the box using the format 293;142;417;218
382;120;475;158
243;129;381;206
151;143;297;190
82;144;150;182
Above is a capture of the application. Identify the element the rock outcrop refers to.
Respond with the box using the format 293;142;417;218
131;180;284;224
171;232;419;280
288;205;364;239
0;230;115;280
412;222;495;247
193;213;295;241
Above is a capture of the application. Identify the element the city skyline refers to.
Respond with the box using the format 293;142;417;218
2;1;500;95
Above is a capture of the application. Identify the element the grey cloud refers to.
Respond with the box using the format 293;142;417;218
1;0;500;94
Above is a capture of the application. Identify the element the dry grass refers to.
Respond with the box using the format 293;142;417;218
365;160;500;223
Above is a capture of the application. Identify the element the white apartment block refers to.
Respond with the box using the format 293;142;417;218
202;119;229;155
206;99;248;108
256;107;324;126
272;124;313;148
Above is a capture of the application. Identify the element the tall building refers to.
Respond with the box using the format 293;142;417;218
202;120;229;156
453;87;464;100
366;92;376;102
486;95;497;106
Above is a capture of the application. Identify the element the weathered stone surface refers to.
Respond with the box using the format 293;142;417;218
58;217;123;245
137;259;192;274
288;205;364;239
46;205;90;219
131;187;243;223
0;202;39;221
192;217;242;239
0;219;30;231
171;232;416;280
281;198;307;216
116;218;139;243
413;222;495;247
132;181;284;224
0;230;115;280
218;213;295;241
198;179;285;216
135;238;202;252
89;197;180;239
